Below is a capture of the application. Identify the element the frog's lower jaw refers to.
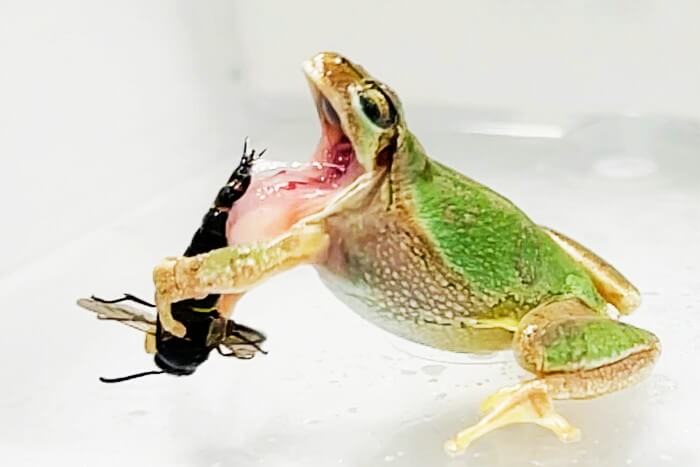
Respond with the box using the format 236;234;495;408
445;299;661;456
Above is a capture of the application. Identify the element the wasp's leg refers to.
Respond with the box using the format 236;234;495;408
144;333;157;353
445;299;660;455
153;224;329;337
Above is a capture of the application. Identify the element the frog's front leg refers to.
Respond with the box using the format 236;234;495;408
153;224;329;337
445;299;660;455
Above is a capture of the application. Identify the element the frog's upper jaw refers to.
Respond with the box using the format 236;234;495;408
303;52;405;176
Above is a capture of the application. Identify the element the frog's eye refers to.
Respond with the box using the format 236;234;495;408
358;87;397;129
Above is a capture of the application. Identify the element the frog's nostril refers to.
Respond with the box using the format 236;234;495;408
321;96;340;126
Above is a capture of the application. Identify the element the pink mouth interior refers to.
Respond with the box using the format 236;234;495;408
226;96;362;245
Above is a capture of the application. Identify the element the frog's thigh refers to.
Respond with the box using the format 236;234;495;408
542;226;641;314
445;299;660;456
152;225;329;337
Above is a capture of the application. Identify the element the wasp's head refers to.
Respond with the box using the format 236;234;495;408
153;337;212;375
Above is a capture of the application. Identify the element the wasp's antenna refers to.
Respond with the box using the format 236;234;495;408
91;293;156;308
240;137;265;161
99;370;165;383
226;137;265;183
254;148;267;160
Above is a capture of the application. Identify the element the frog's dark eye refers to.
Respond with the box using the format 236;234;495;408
358;87;397;129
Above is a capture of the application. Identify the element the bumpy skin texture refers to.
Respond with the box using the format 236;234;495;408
410;157;606;313
317;132;606;352
512;299;658;374
299;52;659;452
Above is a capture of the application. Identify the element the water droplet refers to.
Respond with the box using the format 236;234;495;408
400;369;417;375
468;352;500;362
648;374;677;403
347;407;358;414
384;455;395;462
434;392;448;400
421;364;447;377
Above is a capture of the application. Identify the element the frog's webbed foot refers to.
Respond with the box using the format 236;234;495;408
153;224;329;337
446;298;660;456
445;379;580;456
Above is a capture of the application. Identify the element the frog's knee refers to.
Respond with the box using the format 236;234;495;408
514;300;660;375
153;256;207;301
153;259;178;299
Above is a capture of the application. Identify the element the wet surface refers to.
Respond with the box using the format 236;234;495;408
0;111;698;466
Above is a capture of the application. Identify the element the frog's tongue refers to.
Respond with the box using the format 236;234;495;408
226;106;360;245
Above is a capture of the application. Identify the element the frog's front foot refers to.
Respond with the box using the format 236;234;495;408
151;225;330;338
444;379;580;456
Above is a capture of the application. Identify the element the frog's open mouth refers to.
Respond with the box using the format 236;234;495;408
225;88;362;245
308;90;363;184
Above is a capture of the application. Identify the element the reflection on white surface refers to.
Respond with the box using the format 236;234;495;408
0;1;244;277
594;157;658;179
457;121;564;139
0;111;698;466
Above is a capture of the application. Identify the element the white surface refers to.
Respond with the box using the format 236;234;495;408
236;1;700;119
2;3;699;466
0;110;698;466
0;1;243;276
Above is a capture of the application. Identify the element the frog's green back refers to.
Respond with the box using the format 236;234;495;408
404;137;606;317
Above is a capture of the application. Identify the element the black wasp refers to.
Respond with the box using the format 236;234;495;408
78;139;267;382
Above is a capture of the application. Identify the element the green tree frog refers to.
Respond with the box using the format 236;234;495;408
152;52;660;455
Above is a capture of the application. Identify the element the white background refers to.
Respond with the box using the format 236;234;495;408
1;2;699;466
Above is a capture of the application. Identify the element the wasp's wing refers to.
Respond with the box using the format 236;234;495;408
216;322;267;359
76;298;157;335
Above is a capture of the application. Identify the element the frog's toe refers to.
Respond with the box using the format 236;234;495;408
478;383;520;414
445;380;580;456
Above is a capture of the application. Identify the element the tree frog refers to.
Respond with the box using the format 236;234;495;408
152;52;660;454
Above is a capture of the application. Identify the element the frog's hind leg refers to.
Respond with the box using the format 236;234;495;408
542;227;641;315
445;299;660;456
